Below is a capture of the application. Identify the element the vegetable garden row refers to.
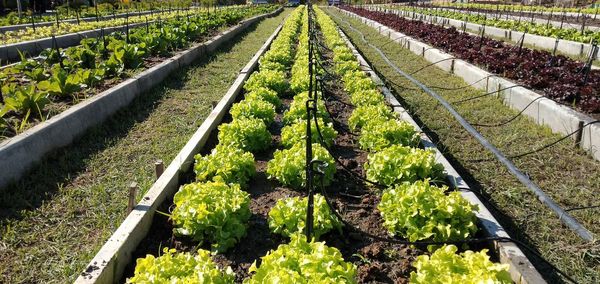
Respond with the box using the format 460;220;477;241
0;5;277;140
433;2;600;16
380;4;600;45
0;0;192;27
421;4;600;28
342;6;600;116
0;6;243;45
93;4;529;284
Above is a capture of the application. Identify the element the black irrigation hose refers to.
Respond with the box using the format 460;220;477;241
565;204;600;212
470;96;546;127
468;120;600;162
318;84;360;137
312;77;382;187
408;57;456;76
450;84;527;105
330;10;595;242
428;74;497;90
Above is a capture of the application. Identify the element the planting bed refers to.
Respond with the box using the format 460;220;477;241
0;5;277;139
386;4;600;39
343;6;600;116
328;7;600;283
84;5;539;284
366;4;600;66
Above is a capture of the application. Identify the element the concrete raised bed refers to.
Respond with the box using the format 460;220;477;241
367;6;600;62
338;25;545;284
0;9;159;33
0;21;149;63
339;8;600;163
395;6;600;32
0;7;283;191
74;19;284;284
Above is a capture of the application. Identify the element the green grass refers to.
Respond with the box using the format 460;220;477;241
0;9;290;283
327;8;600;284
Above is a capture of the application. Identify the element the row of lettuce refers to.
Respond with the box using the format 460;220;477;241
314;7;511;283
380;4;600;44
0;5;277;139
125;5;511;284
126;6;314;283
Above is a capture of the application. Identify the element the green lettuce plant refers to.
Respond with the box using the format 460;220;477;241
349;89;386;106
282;92;330;125
365;145;445;186
243;69;288;94
245;234;356;284
127;248;234;283
218;118;271;153
38;68;83;98
194;145;255;187
378;180;478;243
335;60;361;77
280;118;337;148
172;180;251;253
268;194;342;239
410;245;511;284
343;71;376;95
348;104;396;131
245;87;282;110
359;119;420;152
230;98;276;126
267;143;335;189
2;85;49;118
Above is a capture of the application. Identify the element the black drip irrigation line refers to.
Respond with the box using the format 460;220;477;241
450;84;527;105
330;10;595;242
565;204;600;212
467;120;600;162
317;80;360;137
312;107;386;189
426;74;493;89
408;57;456;76
470;96;546;128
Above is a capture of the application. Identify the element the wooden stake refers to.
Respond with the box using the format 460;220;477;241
575;121;585;148
127;182;138;214
155;160;164;180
